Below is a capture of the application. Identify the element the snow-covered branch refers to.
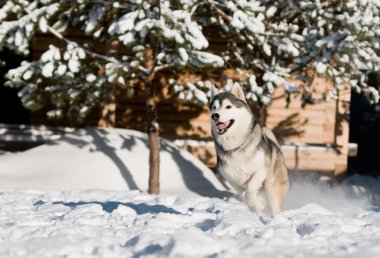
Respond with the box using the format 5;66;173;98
46;24;120;65
18;2;121;65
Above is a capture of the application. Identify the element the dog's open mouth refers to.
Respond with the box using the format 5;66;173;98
216;120;235;134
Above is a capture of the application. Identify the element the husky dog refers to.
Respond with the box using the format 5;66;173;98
209;83;289;214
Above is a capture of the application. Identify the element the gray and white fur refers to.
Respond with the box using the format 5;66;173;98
209;83;289;214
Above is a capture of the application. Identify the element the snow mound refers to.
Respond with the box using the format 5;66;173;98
0;127;232;198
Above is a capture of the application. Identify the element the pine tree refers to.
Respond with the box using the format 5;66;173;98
1;0;380;193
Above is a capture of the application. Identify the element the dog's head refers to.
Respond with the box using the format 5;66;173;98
209;83;252;136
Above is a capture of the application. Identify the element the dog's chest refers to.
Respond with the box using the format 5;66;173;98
218;150;266;186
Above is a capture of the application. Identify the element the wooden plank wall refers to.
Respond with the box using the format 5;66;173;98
268;80;351;176
30;31;351;177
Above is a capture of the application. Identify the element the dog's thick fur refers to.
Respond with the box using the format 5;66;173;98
209;83;289;214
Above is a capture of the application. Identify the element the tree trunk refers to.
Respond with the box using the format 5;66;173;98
146;82;160;194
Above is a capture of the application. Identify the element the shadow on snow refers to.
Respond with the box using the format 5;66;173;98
34;200;183;215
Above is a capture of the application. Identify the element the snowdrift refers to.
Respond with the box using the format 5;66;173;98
0;127;231;198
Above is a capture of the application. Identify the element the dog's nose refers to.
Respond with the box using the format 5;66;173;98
211;113;220;121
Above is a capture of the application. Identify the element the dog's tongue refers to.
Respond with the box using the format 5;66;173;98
216;121;229;130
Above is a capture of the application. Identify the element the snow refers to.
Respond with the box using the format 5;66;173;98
108;11;139;35
0;128;229;198
1;127;380;257
189;50;224;68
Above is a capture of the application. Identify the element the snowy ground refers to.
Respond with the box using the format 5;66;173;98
0;128;230;198
1;128;380;257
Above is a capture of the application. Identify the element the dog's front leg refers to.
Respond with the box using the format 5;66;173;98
244;170;267;213
228;181;245;200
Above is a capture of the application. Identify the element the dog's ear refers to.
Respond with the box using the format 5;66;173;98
231;83;246;102
210;84;219;101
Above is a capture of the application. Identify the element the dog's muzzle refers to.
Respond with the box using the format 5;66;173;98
215;120;235;134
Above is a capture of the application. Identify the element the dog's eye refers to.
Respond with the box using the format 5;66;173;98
226;105;232;109
212;106;216;110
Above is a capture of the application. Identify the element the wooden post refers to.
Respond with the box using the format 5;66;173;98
334;85;351;177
